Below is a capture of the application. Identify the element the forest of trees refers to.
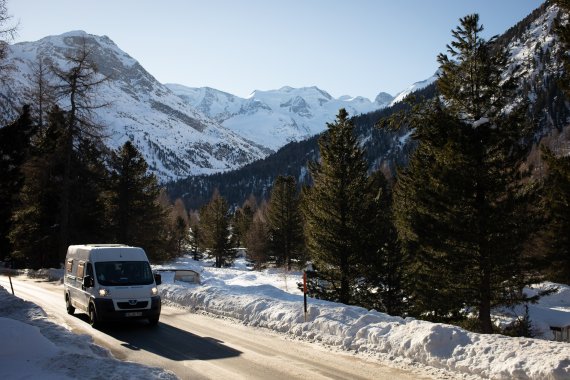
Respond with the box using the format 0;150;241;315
0;0;190;265
1;0;570;337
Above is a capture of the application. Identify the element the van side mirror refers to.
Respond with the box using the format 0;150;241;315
154;273;162;286
83;275;94;288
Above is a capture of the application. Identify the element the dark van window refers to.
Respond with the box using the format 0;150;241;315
94;261;154;286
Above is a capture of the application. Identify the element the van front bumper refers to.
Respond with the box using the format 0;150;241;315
93;296;161;322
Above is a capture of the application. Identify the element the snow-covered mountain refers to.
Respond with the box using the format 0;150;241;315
1;31;270;181
389;74;438;106
166;84;393;150
168;3;570;209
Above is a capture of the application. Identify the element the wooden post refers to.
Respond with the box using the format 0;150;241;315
9;275;14;295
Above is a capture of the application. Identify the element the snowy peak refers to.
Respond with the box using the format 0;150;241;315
3;32;268;181
166;84;393;150
374;92;394;107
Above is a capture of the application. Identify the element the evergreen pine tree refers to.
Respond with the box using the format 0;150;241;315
357;170;405;315
9;106;111;268
68;135;109;245
0;106;36;263
188;210;202;261
392;104;474;321
232;195;256;248
245;207;270;270
539;147;570;283
169;198;190;257
9;108;68;268
199;190;234;268
391;14;535;332
104;141;168;262
266;176;304;270
302;109;371;305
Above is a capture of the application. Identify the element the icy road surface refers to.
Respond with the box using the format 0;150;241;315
0;276;432;380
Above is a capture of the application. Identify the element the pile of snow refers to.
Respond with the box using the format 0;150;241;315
0;286;175;379
156;256;570;380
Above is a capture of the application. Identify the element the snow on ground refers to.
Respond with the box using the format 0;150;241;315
0;284;176;380
1;257;569;380
156;256;570;380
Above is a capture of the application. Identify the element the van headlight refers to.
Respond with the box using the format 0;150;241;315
99;288;110;296
151;287;158;296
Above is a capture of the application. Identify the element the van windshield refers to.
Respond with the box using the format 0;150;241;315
94;261;154;286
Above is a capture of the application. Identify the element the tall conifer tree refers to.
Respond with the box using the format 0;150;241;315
10;108;67;267
199;190;234;268
392;14;535;332
357;170;405;315
0;106;36;262
104;141;168;262
266;175;304;270
302;109;371;305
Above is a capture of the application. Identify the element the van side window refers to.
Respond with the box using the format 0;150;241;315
66;259;73;273
77;262;85;279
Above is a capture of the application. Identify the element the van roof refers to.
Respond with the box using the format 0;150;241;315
84;244;130;247
66;245;149;262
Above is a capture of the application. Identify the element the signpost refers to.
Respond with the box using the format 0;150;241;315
303;271;308;322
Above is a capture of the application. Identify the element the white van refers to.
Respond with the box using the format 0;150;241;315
63;244;161;327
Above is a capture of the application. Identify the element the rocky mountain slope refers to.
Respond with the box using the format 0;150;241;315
1;31;396;181
1;31;270;181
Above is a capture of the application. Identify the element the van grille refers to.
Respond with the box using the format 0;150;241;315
117;301;148;309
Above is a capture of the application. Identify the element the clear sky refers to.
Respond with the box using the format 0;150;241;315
7;0;544;100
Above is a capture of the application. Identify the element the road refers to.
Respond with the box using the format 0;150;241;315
0;276;433;380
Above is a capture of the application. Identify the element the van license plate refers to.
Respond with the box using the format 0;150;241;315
125;312;142;317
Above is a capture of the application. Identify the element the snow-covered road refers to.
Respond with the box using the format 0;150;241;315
0;276;431;380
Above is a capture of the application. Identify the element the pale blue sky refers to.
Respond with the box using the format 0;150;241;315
8;0;544;100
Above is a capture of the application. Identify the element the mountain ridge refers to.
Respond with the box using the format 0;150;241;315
165;83;394;151
1;30;271;181
2;30;400;180
167;2;570;209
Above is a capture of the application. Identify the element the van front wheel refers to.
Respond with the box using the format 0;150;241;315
88;304;100;328
148;317;159;327
65;294;75;315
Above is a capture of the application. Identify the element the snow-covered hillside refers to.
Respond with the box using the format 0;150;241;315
389;74;437;106
166;84;393;150
2;31;269;181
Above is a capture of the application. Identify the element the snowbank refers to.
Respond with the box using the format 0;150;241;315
157;257;570;380
0;286;176;380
